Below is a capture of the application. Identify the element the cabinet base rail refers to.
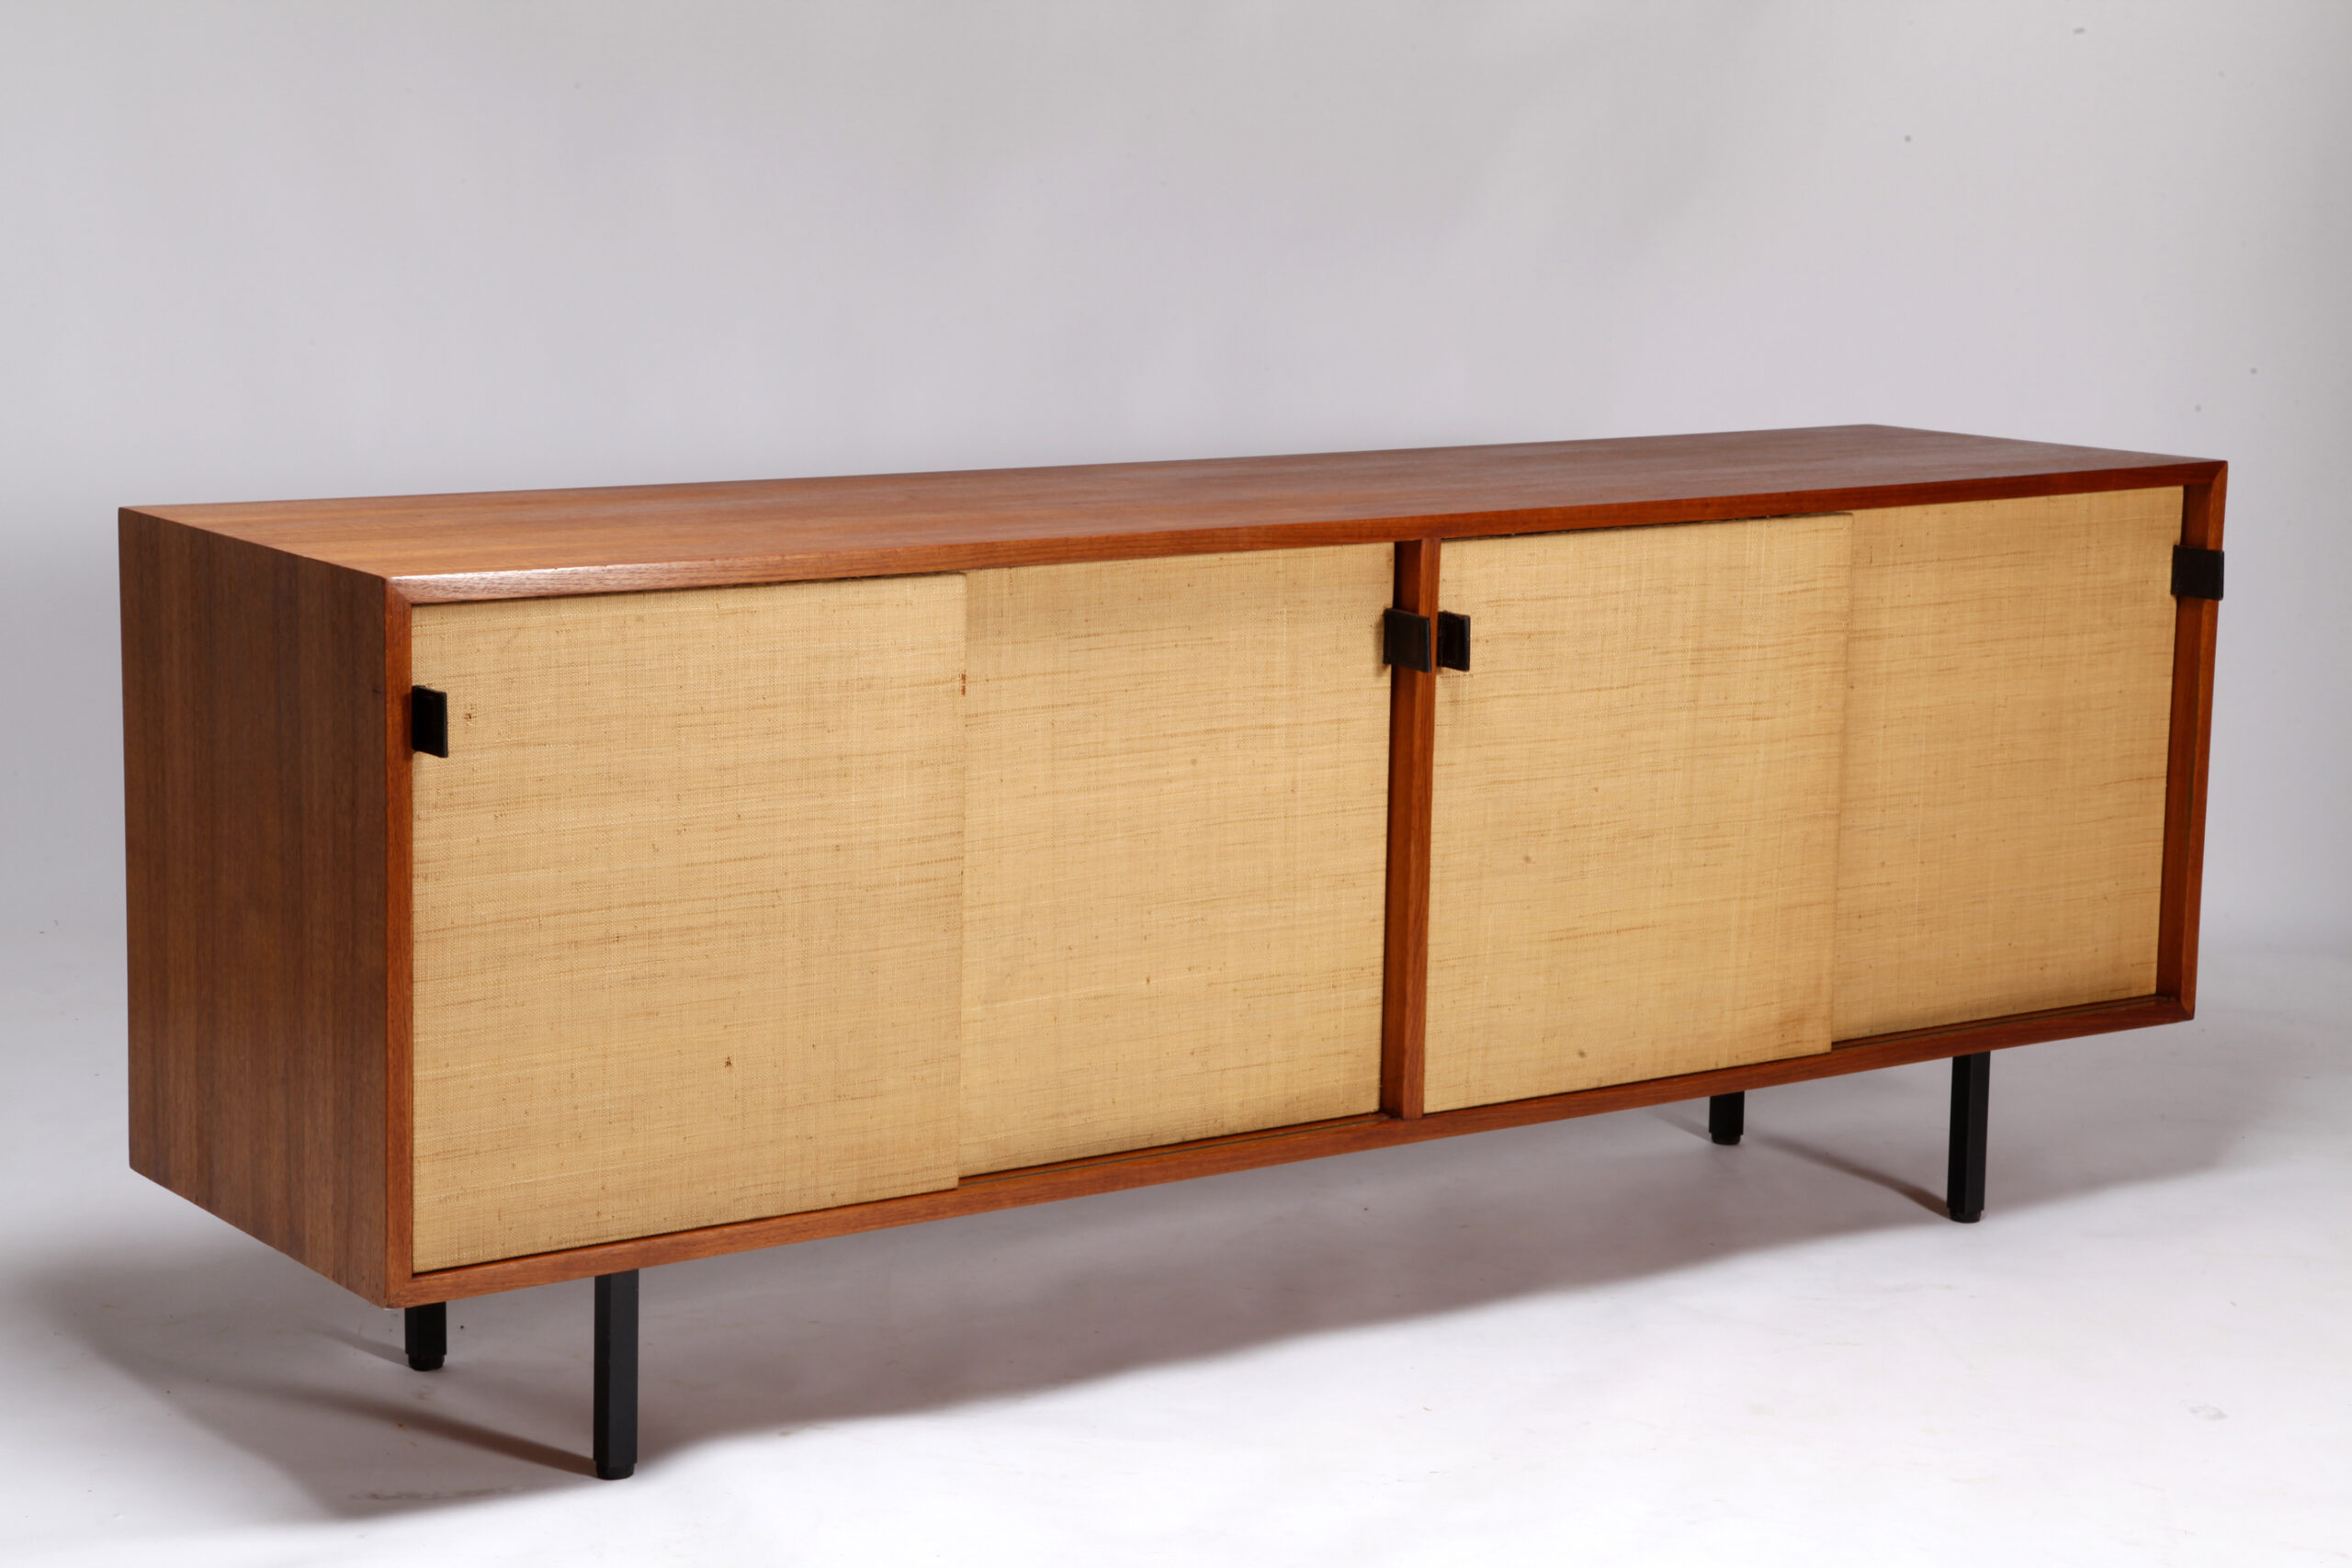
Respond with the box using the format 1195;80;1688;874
400;1077;1997;1479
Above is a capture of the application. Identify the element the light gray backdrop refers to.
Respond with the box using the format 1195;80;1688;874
5;9;2351;1562
4;0;2346;985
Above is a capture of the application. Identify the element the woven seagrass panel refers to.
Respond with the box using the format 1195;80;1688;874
1424;515;1852;1113
959;546;1392;1174
410;577;967;1271
1833;489;2179;1039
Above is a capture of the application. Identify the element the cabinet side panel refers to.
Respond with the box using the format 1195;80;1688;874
409;577;966;1271
1834;489;2178;1039
121;514;391;1301
960;545;1392;1174
1424;515;1851;1112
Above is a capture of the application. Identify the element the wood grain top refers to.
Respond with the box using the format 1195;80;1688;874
127;424;2222;603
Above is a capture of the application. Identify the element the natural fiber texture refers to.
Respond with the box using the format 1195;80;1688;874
958;546;1392;1174
1833;489;2178;1038
1424;517;1851;1112
410;577;967;1270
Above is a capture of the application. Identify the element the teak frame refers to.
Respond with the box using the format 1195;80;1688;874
120;425;2224;1310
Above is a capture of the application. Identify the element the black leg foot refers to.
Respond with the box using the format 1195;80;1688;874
1707;1091;1746;1145
1947;1052;1989;1224
594;1271;639;1480
404;1303;446;1371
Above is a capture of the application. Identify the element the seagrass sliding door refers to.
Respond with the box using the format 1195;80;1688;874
1423;513;1854;1111
403;544;1397;1268
1829;489;2181;1039
406;577;972;1270
958;544;1395;1174
1418;488;2186;1114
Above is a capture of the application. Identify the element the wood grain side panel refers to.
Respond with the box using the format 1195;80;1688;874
959;546;1393;1174
2155;474;2225;1011
408;577;967;1270
1834;490;2181;1039
1424;516;1852;1111
121;514;392;1301
399;993;2188;1305
1381;540;1440;1118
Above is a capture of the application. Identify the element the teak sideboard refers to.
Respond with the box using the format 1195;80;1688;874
121;424;2224;1479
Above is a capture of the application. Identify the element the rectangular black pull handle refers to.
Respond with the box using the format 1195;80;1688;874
411;686;449;757
1436;612;1470;671
1383;608;1432;672
2172;546;2223;601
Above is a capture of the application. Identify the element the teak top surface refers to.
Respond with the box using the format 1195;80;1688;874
129;424;2222;603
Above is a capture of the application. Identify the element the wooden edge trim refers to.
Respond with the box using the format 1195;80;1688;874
389;993;2189;1305
2154;473;2224;1011
385;464;2227;604
1380;539;1439;1118
382;586;418;1299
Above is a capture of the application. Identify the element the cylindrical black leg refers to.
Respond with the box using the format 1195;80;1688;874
594;1270;639;1480
404;1303;447;1371
1947;1053;1990;1224
1707;1091;1746;1145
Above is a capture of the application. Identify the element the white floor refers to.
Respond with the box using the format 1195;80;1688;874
1;948;2345;1567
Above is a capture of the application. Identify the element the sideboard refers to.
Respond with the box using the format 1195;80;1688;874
120;424;2224;1479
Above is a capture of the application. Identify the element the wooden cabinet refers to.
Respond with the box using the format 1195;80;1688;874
120;425;2222;1475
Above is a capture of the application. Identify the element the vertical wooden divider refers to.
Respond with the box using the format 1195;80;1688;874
384;585;417;1297
2155;472;2226;1013
1381;539;1441;1118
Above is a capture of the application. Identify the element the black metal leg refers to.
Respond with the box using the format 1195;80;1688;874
594;1271;639;1480
404;1303;446;1371
1947;1053;1989;1224
1707;1091;1746;1145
